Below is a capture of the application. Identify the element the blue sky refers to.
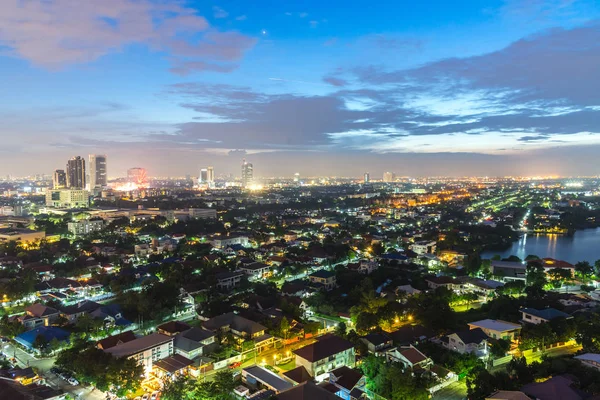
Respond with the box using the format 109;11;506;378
1;0;599;177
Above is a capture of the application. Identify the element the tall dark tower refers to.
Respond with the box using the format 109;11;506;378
66;156;86;189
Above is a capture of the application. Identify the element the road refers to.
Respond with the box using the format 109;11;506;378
2;342;106;400
524;343;582;364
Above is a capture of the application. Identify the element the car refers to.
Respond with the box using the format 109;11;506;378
50;367;62;374
68;377;79;386
228;361;242;369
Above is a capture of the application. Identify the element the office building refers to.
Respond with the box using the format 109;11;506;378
207;167;214;183
363;172;370;184
383;171;396;182
45;189;90;209
242;159;253;188
66;156;86;189
88;154;107;189
294;173;300;182
199;168;209;183
53;170;66;189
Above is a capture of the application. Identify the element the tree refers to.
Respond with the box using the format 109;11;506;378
335;322;347;337
56;346;143;396
488;338;511;358
213;370;236;395
279;317;290;340
33;335;48;353
546;268;572;289
575;261;594;281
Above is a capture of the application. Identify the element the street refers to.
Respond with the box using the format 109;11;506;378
2;342;105;400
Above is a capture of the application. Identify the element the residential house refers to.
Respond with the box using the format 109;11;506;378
202;312;274;353
328;366;366;400
360;332;393;354
215;271;244;290
425;276;458;291
520;375;583;400
18;304;60;330
293;334;355;380
442;328;488;356
486;391;531;400
386;345;433;371
491;261;526;281
348;260;378;275
211;235;249;249
173;327;217;360
308;270;337;291
103;333;174;375
242;366;294;394
574;353;600;371
520;307;571;325
468;319;522;341
410;240;436;255
240;262;272;280
157;321;192;336
97;331;137;350
389;325;435;346
275;382;341;400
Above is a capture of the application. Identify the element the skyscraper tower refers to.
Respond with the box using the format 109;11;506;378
364;172;370;184
53;169;67;189
66;156;86;189
199;168;209;183
207;167;215;183
242;159;253;188
88;154;107;189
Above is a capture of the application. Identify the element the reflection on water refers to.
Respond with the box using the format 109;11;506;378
482;228;600;263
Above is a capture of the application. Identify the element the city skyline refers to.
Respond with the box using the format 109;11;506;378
1;0;600;176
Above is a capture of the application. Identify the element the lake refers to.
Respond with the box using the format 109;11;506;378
481;228;600;264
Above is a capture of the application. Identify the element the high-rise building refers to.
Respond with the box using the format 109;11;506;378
53;170;67;189
66;156;86;189
294;173;300;183
207;167;214;183
242;159;253;188
88;154;107;189
364;172;370;184
199;169;209;183
383;172;396;182
127;167;147;185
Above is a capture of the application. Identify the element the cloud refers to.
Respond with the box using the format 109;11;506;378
0;0;255;73
309;20;319;28
299;12;308;18
323;76;348;87
213;6;228;19
323;38;338;47
235;15;247;21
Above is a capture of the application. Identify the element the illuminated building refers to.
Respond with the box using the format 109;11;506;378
207;166;214;183
294;172;300;182
45;189;90;209
364;172;370;183
88;154;107;190
383;172;395;182
66;156;86;189
242;159;253;188
0;228;46;243
53;170;66;189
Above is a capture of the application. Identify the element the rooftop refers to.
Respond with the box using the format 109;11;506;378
521;307;571;321
104;333;172;358
243;366;293;393
468;319;522;333
293;334;354;363
309;270;336;279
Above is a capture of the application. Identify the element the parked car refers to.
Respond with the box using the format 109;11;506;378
228;361;242;369
68;377;79;386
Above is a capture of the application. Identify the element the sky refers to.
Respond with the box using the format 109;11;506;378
1;0;600;178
